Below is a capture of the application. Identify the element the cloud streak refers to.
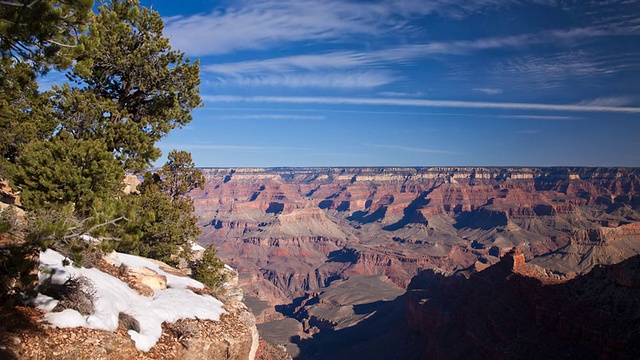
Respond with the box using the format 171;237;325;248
165;0;640;57
577;96;635;107
490;51;640;90
200;24;640;90
202;31;594;76
207;107;583;120
202;95;640;113
216;114;326;120
164;0;430;56
474;88;503;95
166;0;559;56
207;71;398;88
496;115;577;120
204;52;371;75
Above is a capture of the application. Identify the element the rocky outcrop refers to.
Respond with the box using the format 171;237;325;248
122;174;140;195
1;254;260;360
173;309;258;360
1;308;260;360
405;250;640;359
0;181;21;208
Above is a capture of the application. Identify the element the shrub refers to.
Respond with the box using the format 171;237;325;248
115;151;204;266
119;312;140;332
166;319;199;341
41;275;96;316
191;244;226;290
0;206;21;236
0;243;39;306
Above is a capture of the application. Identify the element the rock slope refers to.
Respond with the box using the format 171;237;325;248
405;249;640;359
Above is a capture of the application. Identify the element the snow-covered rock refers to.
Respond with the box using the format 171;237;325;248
37;249;225;352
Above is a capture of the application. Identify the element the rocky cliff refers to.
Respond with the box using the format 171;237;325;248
192;167;640;306
405;249;640;359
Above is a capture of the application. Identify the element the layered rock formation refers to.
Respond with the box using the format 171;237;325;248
405;249;640;359
192;167;640;306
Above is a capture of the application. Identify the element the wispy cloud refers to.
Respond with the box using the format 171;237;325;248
216;114;325;120
205;107;584;120
203;52;371;75
473;88;503;95
165;0;558;56
496;115;577;120
164;0;433;56
493;52;610;89
577;96;635;107
202;95;640;113
201;25;640;90
208;71;398;88
201;34;535;76
480;51;640;90
378;91;426;97
365;143;457;155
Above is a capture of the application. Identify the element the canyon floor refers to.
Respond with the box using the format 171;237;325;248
191;167;640;358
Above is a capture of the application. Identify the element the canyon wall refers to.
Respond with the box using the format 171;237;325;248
405;249;640;359
192;167;640;306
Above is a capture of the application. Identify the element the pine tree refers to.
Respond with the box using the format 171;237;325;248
191;244;226;290
13;132;124;216
55;0;202;172
1;0;222;301
0;0;93;71
117;151;204;265
1;0;92;177
0;59;56;178
159;150;205;201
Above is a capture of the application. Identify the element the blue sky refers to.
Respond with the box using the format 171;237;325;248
145;0;640;167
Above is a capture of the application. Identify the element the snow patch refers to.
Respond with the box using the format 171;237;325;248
79;234;99;244
37;249;225;352
191;243;206;251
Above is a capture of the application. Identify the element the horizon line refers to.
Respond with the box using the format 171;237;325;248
189;165;640;170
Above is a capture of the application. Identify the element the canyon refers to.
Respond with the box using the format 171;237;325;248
191;167;640;358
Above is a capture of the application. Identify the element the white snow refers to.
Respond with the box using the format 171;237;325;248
79;234;99;244
191;243;206;251
37;249;225;352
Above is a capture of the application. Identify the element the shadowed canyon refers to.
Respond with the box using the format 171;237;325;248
191;167;640;359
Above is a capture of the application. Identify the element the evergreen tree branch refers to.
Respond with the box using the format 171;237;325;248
94;236;122;242
63;216;129;239
0;1;27;7
45;39;77;48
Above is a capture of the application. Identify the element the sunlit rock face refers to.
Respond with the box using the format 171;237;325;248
191;167;640;305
